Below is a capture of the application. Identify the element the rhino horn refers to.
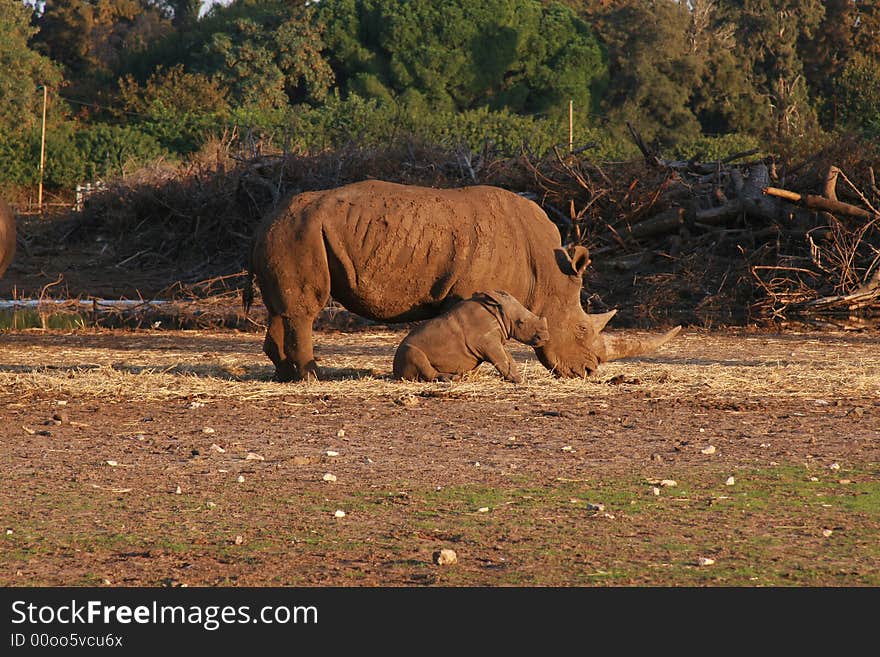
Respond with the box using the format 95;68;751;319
601;326;681;362
586;309;617;333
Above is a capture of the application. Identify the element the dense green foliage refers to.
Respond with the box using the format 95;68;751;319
2;0;879;195
317;0;606;117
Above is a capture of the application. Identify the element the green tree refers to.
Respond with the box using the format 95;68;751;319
192;0;334;109
716;0;825;140
75;123;169;180
686;0;766;136
317;0;606;118
0;1;61;135
800;0;855;128
0;1;62;188
586;0;702;147
119;64;231;116
32;0;172;105
836;53;880;136
852;1;880;59
146;0;202;28
119;64;232;152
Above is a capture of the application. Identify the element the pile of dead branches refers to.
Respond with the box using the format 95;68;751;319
58;130;880;328
615;127;880;325
488;125;880;327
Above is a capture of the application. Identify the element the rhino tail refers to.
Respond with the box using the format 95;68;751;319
601;325;681;362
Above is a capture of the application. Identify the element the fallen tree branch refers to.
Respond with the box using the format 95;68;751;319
695;200;744;225
763;187;879;220
797;285;880;311
836;168;880;216
625;207;685;239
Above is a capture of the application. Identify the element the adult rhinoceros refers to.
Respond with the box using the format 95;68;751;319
0;198;15;278
245;180;680;381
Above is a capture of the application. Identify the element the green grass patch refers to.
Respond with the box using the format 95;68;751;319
3;463;877;586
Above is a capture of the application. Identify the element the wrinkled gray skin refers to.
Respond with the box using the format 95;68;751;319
0;198;15;278
246;180;681;381
393;290;551;383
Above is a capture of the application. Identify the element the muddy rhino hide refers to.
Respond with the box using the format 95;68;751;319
393;290;550;383
0;199;15;278
248;180;681;381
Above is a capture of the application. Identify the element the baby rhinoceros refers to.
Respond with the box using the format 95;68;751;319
393;290;550;383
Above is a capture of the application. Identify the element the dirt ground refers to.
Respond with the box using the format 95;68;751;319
1;325;878;587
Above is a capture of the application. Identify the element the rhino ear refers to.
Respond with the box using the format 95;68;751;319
566;244;591;276
481;290;509;307
555;245;591;277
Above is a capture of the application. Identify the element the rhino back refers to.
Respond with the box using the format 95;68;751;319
296;180;561;322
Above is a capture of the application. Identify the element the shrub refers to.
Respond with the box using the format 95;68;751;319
74;123;170;181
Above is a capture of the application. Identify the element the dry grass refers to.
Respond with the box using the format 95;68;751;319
1;328;878;403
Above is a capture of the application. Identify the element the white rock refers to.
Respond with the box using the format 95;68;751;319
206;501;216;509
175;485;182;494
337;429;346;438
829;462;840;471
56;400;68;406
652;487;661;496
822;529;833;537
586;503;605;512
5;529;12;535
701;445;716;455
106;460;119;467
725;476;735;486
210;444;226;453
477;507;490;513
334;510;346;518
433;548;457;566
660;479;677;487
809;476;819;482
189;401;204;408
101;578;112;585
322;473;337;482
202;427;215;434
245;452;265;461
236;475;245;483
561;445;573;452
697;557;715;566
699;428;705;433
234;535;243;545
326;450;340;457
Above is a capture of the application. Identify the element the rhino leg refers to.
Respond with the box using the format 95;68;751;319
482;342;523;384
262;312;320;382
394;344;444;382
281;315;320;381
263;314;295;382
